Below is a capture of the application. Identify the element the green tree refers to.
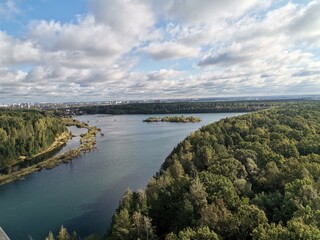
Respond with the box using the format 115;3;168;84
177;227;220;240
252;223;289;240
230;204;268;239
57;226;70;240
108;209;131;240
46;231;55;240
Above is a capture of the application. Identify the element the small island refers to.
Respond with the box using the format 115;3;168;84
143;115;201;123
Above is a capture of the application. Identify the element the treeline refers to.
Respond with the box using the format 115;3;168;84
0;109;66;168
107;103;320;239
73;101;301;115
45;226;99;240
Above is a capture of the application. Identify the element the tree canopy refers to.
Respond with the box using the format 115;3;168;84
73;101;304;115
0;109;66;168
107;103;320;240
143;116;201;123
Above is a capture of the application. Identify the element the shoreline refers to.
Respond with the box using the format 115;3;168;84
0;119;100;186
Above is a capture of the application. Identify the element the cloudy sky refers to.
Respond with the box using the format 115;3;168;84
0;0;319;103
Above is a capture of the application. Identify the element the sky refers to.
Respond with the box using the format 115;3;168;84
0;0;319;103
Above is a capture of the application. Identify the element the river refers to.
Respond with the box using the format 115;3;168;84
0;113;244;239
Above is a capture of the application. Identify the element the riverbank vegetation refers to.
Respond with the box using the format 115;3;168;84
0;110;100;185
0;109;66;168
107;103;320;239
143;116;201;123
46;226;100;240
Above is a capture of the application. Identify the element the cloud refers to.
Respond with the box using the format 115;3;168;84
292;70;320;77
0;31;40;66
89;0;154;36
146;69;183;81
0;0;320;103
24;0;156;69
148;0;265;24
287;1;320;47
142;42;200;60
199;53;247;66
27;16;133;68
198;38;282;67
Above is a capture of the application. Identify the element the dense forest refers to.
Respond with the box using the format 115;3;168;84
107;103;320;239
0;109;66;168
73;101;303;115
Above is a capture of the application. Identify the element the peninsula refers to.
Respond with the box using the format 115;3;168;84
0;110;100;185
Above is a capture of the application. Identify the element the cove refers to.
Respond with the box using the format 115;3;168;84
0;113;244;239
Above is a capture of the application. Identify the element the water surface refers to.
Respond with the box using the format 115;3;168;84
56;126;87;155
0;113;244;239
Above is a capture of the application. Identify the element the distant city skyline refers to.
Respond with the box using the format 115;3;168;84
0;0;319;103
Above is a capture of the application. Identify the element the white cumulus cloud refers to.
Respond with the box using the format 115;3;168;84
142;42;200;60
0;0;320;103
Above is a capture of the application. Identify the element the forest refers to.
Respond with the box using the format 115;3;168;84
0;109;66;168
106;103;320;240
72;100;304;115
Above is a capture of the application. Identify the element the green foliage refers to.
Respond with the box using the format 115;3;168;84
199;172;240;208
46;227;99;240
83;235;100;240
252;219;320;240
46;231;55;240
143;116;201;123
57;226;70;240
108;209;131;239
0;109;66;168
166;227;220;240
252;223;290;240
107;189;157;240
107;103;320;240
75;101;298;115
229;204;268;239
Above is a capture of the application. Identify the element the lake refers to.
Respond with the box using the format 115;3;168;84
0;113;244;239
